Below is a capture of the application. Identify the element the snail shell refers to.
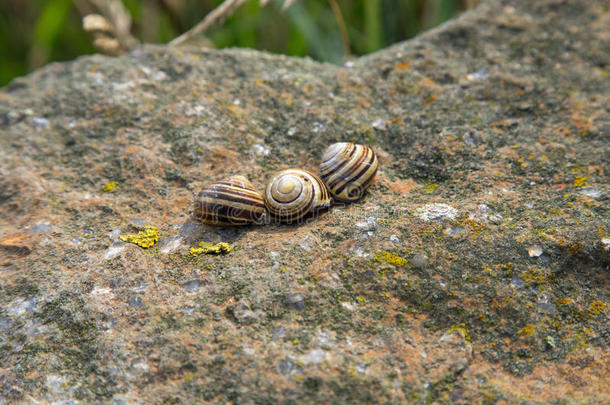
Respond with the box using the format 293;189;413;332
319;142;378;202
193;175;266;226
264;168;331;223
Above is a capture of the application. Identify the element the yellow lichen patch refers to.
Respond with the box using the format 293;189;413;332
103;181;119;192
119;226;159;248
573;176;588;187
190;241;231;256
519;324;535;338
446;323;471;342
521;267;546;283
393;61;410;70
587;300;606;316
374;251;407;267
557;297;574;306
423;182;439;194
461;218;487;235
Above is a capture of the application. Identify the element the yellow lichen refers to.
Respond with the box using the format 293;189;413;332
587;300;606;316
190;241;231;256
374;251;407;267
446;323;471;342
103;181;119;192
573;176;588;187
119;226;159;248
519;324;535;338
521;267;546;283
557;297;574;306
423;182;439;194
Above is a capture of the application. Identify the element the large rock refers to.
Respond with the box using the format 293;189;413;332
0;0;607;403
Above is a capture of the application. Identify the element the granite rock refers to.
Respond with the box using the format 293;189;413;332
0;0;608;403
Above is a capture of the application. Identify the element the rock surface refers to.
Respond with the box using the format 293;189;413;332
0;0;608;403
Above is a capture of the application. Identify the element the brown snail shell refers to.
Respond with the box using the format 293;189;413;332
264;168;331;223
193;175;266;225
319;142;378;202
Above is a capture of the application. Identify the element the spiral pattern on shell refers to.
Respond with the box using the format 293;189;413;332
319;142;378;202
264;169;331;223
193;175;266;226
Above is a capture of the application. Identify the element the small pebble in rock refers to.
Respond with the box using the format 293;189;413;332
445;226;466;237
411;253;428;268
351;246;371;259
312;122;325;133
29;222;51;234
108;228;122;240
9;297;37;316
181;279;203;293
302;349;326;365
252;144;270;156
463;131;480;146
272;325;286;341
158;235;184;254
317;330;330;344
286;293;305;311
179;221;202;237
511;274;524;288
129;218;147;227
299;235;315;251
129;358;150;373
580;187;601;198
356;217;377;230
0;317;14;331
528;245;543;257
537;293;556;314
32;116;49;129
602;237;610;251
415;203;458;222
371;119;386;130
466;68;489;81
278;358;302;376
104;244;125;260
181;306;194;316
128;297;143;308
390;235;401;245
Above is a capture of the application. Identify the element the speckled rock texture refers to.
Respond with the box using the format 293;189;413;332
0;0;608;403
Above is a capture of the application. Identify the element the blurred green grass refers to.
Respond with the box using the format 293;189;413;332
0;0;478;86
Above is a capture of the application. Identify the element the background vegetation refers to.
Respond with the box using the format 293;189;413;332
0;0;480;86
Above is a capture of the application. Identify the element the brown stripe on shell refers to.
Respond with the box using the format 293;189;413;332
319;142;378;202
333;146;377;195
193;175;265;226
264;169;330;223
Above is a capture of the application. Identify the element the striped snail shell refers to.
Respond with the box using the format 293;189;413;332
193;175;266;226
319;142;378;202
264;168;331;223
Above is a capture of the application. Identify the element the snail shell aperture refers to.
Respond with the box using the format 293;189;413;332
264;168;331;223
319;142;378;202
193;175;266;225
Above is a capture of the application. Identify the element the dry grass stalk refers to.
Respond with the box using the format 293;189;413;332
170;0;299;46
78;0;138;54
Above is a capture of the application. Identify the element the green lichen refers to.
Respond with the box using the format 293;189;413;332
190;241;232;256
119;226;159;248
